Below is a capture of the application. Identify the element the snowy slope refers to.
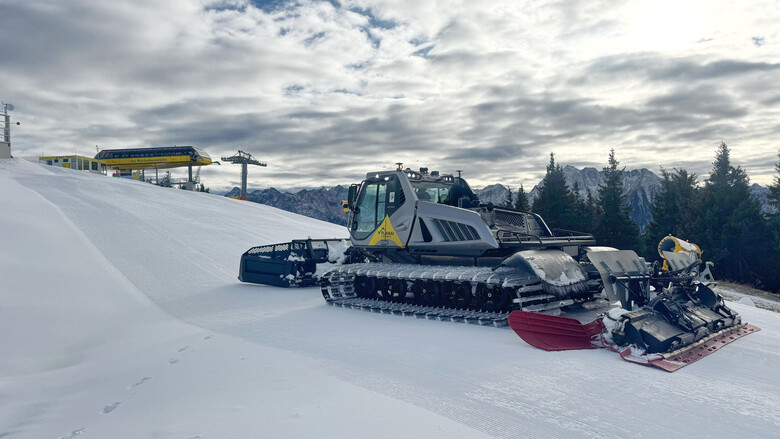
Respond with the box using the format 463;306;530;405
2;159;779;438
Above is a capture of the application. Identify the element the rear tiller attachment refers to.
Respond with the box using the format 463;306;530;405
509;250;760;372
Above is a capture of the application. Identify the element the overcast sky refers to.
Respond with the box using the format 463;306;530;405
2;0;779;192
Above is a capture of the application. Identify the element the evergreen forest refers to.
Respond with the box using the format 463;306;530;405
521;143;780;293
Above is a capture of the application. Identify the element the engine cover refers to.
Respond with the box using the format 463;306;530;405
500;249;590;298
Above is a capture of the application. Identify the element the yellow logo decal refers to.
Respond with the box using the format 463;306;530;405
369;215;404;248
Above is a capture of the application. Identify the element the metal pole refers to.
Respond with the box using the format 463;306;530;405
0;106;10;159
241;162;248;198
220;150;265;199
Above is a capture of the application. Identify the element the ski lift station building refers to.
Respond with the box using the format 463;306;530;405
93;146;212;170
39;155;108;174
39;146;213;186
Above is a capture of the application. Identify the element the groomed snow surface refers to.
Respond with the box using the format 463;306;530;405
2;158;779;438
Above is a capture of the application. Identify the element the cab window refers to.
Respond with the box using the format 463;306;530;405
352;175;403;240
411;181;451;204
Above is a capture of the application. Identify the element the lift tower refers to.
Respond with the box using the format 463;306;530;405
1;102;14;159
221;150;266;199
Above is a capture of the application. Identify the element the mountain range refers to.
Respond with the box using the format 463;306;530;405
477;166;662;230
226;167;774;230
225;185;350;225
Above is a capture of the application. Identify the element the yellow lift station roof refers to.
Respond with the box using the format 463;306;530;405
94;146;212;170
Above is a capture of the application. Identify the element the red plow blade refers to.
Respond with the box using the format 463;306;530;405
508;310;604;351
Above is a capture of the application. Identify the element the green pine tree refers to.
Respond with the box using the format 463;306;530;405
532;153;575;230
568;181;592;233
515;183;530;211
159;171;172;187
504;186;514;208
696;142;775;290
585;189;602;228
644;168;699;259
764;151;780;291
594;149;641;252
769;151;780;214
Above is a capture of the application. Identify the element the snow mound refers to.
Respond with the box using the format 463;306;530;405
737;297;757;307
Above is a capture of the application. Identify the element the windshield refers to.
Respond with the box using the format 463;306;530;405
194;147;211;160
351;175;403;241
410;181;451;204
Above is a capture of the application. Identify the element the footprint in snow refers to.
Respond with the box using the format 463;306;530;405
178;346;190;352
128;377;152;389
102;402;121;414
203;335;212;340
169;358;179;365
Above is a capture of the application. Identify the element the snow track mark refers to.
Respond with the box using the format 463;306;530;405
102;402;120;414
128;377;152;389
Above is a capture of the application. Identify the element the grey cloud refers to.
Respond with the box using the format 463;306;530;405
651;59;780;81
582;54;780;83
448;84;759;168
760;94;780;106
444;144;532;162
287;110;343;119
645;86;749;120
671;124;739;142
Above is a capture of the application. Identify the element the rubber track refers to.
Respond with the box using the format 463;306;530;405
326;297;510;327
319;262;571;327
